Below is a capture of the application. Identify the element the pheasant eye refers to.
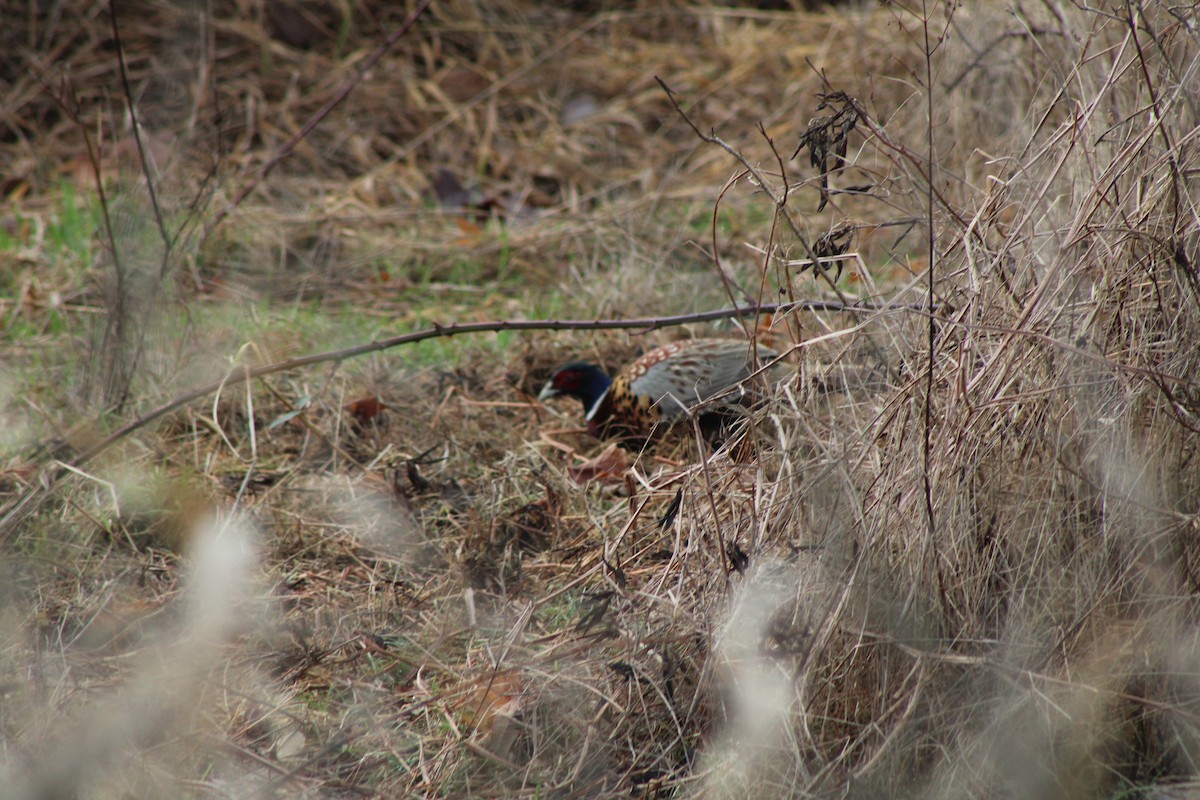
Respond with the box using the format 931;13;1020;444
555;370;580;390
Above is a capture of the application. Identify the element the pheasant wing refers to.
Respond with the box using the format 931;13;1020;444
627;340;775;422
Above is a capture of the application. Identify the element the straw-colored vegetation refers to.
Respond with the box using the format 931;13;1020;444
3;1;1200;797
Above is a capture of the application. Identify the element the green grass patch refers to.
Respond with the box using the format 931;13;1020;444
45;182;100;263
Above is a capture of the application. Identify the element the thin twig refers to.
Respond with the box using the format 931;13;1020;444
914;0;954;624
109;0;169;259
0;299;912;541
203;0;434;239
656;76;824;269
30;72;134;408
710;170;751;311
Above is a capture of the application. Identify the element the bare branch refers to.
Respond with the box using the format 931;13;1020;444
0;298;914;540
203;0;435;238
655;77;865;304
109;0;169;260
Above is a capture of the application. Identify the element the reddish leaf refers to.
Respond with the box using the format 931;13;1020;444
567;443;630;485
345;396;383;424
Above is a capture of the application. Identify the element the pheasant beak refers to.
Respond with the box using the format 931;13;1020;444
537;381;562;402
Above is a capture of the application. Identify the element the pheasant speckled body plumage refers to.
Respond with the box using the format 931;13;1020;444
538;339;777;441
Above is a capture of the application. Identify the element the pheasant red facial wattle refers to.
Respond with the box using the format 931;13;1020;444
537;338;777;441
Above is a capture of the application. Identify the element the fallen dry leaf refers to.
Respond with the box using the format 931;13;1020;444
567;443;630;485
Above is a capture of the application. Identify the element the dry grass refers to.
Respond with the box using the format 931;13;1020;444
3;1;1200;798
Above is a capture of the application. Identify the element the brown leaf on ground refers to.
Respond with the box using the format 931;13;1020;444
454;669;527;761
567;442;630;485
344;395;384;425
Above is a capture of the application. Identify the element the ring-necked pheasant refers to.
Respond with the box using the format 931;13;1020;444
537;338;778;442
